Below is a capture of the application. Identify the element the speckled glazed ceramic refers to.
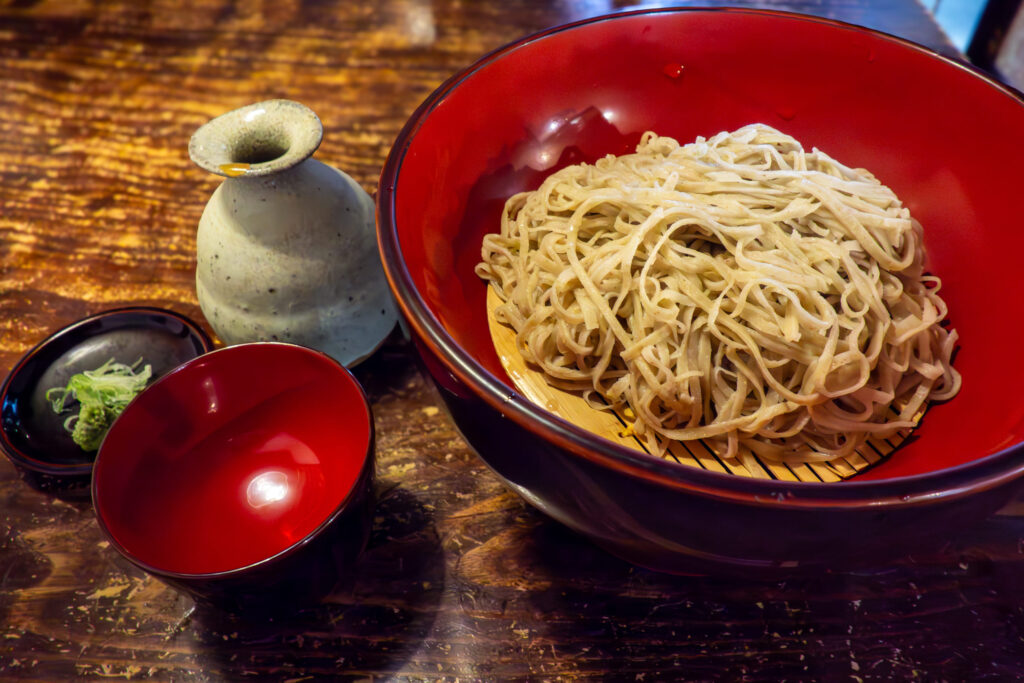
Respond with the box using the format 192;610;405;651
189;99;397;367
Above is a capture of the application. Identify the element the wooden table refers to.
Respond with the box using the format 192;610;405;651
3;1;1022;680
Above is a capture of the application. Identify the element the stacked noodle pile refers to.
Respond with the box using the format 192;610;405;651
476;124;960;469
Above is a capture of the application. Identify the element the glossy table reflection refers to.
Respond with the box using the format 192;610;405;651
3;1;1023;680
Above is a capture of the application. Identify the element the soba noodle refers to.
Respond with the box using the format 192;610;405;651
476;124;960;469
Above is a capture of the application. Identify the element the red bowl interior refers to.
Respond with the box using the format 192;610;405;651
384;9;1024;481
93;343;372;575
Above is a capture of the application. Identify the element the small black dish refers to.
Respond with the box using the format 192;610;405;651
0;307;213;494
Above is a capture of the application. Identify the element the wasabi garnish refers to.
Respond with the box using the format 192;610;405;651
45;358;152;452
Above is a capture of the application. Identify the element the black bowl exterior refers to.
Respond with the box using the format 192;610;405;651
0;307;213;486
419;340;1024;574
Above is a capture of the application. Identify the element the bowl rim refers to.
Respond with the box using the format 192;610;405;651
0;306;214;477
377;7;1024;508
90;341;375;580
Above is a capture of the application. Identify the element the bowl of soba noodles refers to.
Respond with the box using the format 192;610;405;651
377;8;1024;573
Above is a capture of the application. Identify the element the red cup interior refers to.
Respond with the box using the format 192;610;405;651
388;9;1024;480
93;343;372;575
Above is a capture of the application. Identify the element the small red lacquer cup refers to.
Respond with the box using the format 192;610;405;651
92;342;375;613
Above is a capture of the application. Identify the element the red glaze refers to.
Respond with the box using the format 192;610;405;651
661;62;684;79
384;8;1024;482
379;9;1024;572
93;343;372;576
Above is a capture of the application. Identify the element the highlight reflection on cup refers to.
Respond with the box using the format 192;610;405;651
247;470;290;509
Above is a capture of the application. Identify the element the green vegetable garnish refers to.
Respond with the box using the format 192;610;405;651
45;358;152;452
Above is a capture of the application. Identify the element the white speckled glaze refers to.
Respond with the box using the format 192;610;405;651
189;100;397;366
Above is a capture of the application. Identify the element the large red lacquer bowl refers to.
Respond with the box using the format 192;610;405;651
377;8;1024;572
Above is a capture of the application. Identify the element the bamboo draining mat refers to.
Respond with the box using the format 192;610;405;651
486;286;912;482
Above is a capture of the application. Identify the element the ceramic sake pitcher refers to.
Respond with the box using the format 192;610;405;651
188;100;397;366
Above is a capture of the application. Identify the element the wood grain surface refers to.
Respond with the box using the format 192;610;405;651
4;1;1023;681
